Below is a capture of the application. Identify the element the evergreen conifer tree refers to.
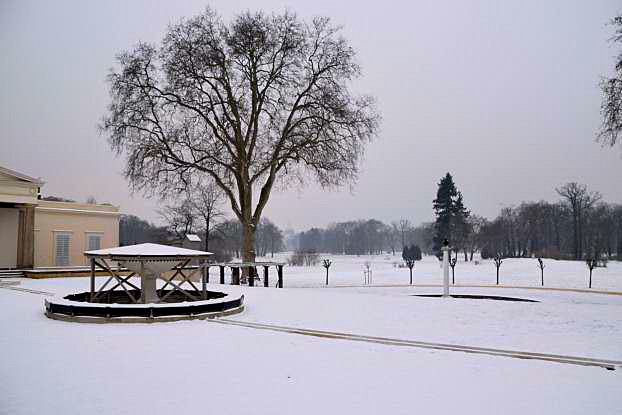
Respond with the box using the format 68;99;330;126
432;173;470;257
433;173;458;257
451;191;470;259
413;245;422;260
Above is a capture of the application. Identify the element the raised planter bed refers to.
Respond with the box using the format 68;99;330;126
45;290;244;323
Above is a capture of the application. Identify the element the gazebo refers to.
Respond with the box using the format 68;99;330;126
85;243;213;304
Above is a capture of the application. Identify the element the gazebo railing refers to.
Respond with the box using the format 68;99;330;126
201;262;285;288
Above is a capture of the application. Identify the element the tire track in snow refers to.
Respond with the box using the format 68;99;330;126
0;283;55;296
317;283;622;296
210;318;622;371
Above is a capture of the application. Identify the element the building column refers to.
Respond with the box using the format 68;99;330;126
16;205;35;269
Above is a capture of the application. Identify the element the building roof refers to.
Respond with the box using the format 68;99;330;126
85;243;213;259
185;234;201;242
0;164;45;186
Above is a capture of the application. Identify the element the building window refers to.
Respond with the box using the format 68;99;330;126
55;233;71;266
87;233;102;251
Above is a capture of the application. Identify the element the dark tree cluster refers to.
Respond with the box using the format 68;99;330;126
41;195;76;203
478;183;622;262
119;214;169;246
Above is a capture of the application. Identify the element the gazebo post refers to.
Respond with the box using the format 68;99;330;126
248;266;254;287
219;265;225;284
139;261;146;303
89;257;95;301
205;263;210;284
277;265;283;288
232;267;240;285
201;262;207;300
263;266;269;287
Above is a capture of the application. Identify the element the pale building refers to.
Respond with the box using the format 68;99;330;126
0;165;120;269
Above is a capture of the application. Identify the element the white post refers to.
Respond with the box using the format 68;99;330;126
139;261;159;304
442;246;450;297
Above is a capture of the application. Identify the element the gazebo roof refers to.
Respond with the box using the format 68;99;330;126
85;243;213;260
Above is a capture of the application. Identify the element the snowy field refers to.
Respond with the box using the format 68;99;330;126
1;256;621;414
268;253;622;291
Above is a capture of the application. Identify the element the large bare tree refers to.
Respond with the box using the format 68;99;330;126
598;14;622;149
101;8;380;263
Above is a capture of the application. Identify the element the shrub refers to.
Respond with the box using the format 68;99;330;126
287;250;320;266
533;247;561;260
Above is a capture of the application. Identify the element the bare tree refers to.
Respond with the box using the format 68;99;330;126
465;215;486;261
493;254;503;285
188;181;225;252
586;258;597;288
598;14;622;149
537;257;545;286
322;259;332;285
101;8;380;264
398;219;413;249
159;199;195;243
556;183;602;260
255;218;284;257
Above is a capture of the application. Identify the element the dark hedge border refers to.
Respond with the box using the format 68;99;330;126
414;294;538;302
46;291;243;318
65;289;226;304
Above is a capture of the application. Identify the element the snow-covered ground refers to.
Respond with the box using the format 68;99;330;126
267;253;622;291
1;256;621;414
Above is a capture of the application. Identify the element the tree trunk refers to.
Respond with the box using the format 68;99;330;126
589;269;592;289
242;221;256;264
204;225;210;253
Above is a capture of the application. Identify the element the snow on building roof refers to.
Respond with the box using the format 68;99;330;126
185;234;201;242
0;164;45;185
85;243;212;258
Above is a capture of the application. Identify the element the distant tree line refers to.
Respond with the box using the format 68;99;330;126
290;178;621;263
478;185;622;261
292;219;433;255
216;218;285;259
119;214;285;262
431;176;622;262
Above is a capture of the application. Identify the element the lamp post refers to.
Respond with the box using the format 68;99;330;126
442;239;450;297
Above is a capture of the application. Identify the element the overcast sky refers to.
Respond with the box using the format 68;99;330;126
1;0;621;231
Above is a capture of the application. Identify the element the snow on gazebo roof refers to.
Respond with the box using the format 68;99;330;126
85;243;213;260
